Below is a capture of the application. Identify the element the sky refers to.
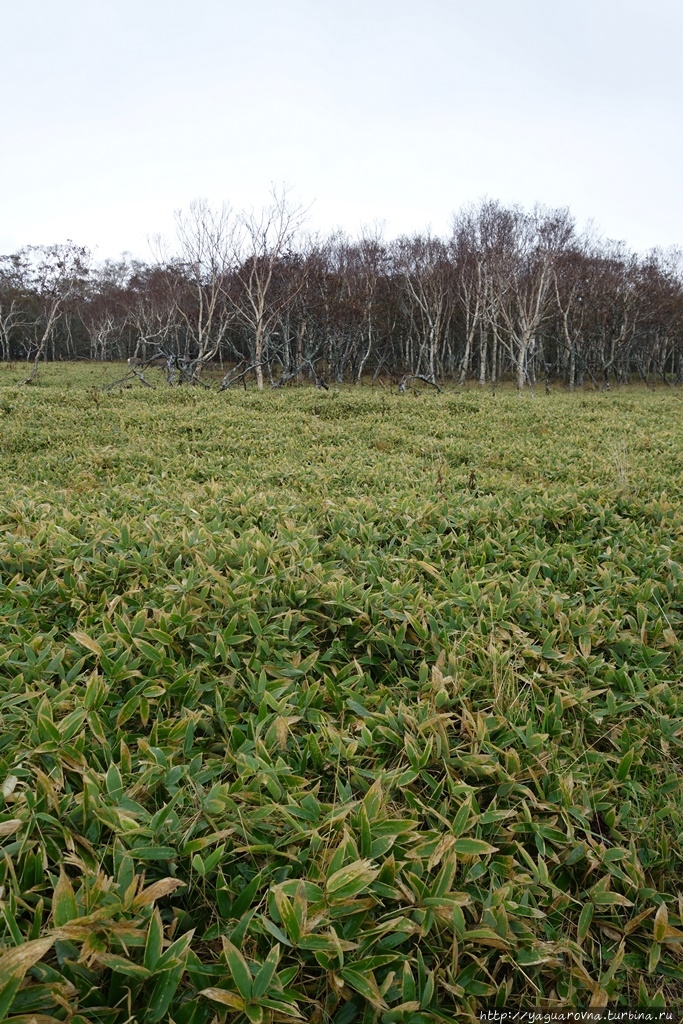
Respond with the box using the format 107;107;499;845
1;0;680;260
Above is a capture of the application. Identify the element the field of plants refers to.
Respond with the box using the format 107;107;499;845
1;362;683;1023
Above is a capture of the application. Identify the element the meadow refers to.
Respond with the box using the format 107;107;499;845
0;362;682;1022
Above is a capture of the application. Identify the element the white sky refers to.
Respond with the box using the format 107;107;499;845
2;0;680;259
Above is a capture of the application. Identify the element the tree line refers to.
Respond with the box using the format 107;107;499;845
2;190;682;389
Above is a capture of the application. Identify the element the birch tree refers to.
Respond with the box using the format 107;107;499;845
451;207;490;384
494;206;574;390
169;199;239;381
394;233;453;381
232;187;308;389
11;243;90;383
0;256;38;362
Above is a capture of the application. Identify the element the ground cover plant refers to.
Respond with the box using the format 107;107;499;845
0;362;683;1022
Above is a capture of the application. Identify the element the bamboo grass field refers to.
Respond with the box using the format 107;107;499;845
1;362;683;1021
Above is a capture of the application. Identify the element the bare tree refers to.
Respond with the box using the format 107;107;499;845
231;186;308;389
393;233;454;382
10;243;90;383
493;206;574;390
579;242;642;388
0;256;38;362
553;243;595;390
451;208;489;384
165;199;238;381
124;262;180;376
2;192;681;392
80;256;138;362
635;248;683;385
351;228;388;382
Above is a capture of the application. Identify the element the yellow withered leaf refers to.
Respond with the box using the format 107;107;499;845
133;877;186;908
624;907;655;935
463;927;511;950
416;560;440;578
0;935;54;976
200;988;246;1009
653;902;668;942
589;987;609;1008
1;775;18;798
326;859;378;898
0;818;22;837
70;631;103;656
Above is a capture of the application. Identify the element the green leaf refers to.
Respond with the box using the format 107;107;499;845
258;995;305;1018
245;1003;265;1022
340;967;388;1009
129;846;177;861
452;798;472;837
578;902;594;942
616;749;634;781
232;871;264;919
566;843;587;865
144;907;165;972
362;778;384;820
155;928;196;971
252;943;281;998
326;859;379;900
452;838;498;856
98;953;151;979
262;918;293;948
273;889;301;944
52;870;78;926
223;938;253;1000
106;762;123;802
0;937;55;1018
146;962;186;1022
420;969;436;1009
0;969;24;1020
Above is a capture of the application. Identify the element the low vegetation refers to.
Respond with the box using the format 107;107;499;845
1;364;682;1021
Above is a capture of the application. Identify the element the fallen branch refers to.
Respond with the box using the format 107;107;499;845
17;361;40;386
272;359;328;391
271;366;300;389
219;360;268;391
398;373;442;394
103;367;156;391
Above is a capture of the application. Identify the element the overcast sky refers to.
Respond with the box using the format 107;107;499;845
2;0;680;260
